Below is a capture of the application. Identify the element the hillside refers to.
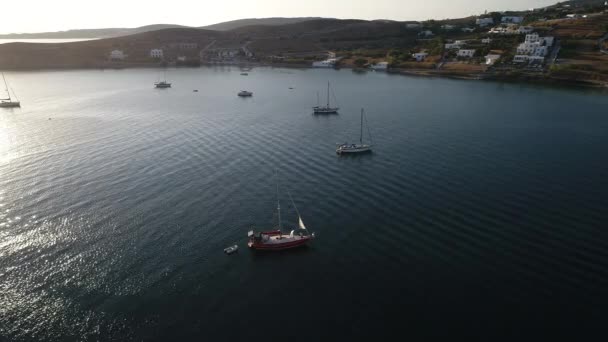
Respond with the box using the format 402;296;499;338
0;0;606;87
200;17;324;31
0;24;189;39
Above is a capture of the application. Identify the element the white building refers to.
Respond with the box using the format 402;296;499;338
441;24;456;30
461;27;475;33
513;55;529;63
412;52;428;62
517;43;547;56
370;61;389;70
476;18;495;27
218;50;238;58
457;49;476;58
109;50;126;60
502;16;524;23
485;54;501;65
513;33;553;63
445;40;466;49
525;33;541;44
542;36;555;47
177;56;187;62
482;38;492;44
418;30;434;37
150;49;164;59
312;58;338;68
489;26;519;35
518;26;534;34
178;43;198;49
514;55;545;64
406;23;421;29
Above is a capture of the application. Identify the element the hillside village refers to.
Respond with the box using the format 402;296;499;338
0;0;607;86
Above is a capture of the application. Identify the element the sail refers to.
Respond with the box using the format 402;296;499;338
298;216;307;230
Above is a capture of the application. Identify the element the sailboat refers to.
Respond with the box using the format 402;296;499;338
248;174;315;251
154;69;171;88
0;73;20;108
336;108;373;154
313;82;339;114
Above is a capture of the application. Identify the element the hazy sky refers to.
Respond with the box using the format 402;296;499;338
3;0;558;33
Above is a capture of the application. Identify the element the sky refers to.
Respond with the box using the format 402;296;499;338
2;0;559;34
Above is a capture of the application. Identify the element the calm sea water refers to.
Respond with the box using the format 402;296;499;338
1;67;608;341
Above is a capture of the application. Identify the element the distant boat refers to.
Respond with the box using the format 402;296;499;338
313;82;339;114
336;108;373;154
0;73;20;108
154;69;171;88
238;90;253;97
248;172;315;251
240;72;249;76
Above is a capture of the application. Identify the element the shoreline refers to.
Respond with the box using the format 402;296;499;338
2;60;607;90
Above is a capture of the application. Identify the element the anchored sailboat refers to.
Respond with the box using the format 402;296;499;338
336;108;373;154
313;82;339;114
154;69;172;88
248;173;315;251
0;73;20;108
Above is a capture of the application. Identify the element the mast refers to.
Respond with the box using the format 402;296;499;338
360;109;364;144
317;91;320;107
287;190;306;230
275;170;282;237
2;73;10;101
326;82;330;107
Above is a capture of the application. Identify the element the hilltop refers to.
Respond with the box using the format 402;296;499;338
0;24;190;39
200;17;325;31
0;18;324;39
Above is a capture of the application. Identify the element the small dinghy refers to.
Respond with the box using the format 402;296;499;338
224;245;239;254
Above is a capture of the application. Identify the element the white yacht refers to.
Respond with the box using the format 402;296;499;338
336;109;373;154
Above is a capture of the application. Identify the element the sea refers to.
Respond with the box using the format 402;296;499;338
1;67;608;341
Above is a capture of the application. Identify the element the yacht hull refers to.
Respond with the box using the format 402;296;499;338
336;145;372;154
313;107;339;114
248;230;313;251
0;101;20;108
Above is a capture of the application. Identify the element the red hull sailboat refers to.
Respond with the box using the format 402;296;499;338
248;176;315;251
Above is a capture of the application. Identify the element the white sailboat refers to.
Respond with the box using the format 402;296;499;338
336;108;373;154
0;73;20;108
313;82;339;114
154;69;171;88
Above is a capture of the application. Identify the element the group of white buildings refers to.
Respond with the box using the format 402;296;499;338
108;48;166;61
476;15;524;27
443;40;476;59
108;45;255;63
513;33;554;64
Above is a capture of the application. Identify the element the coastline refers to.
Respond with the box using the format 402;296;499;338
2;60;607;90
